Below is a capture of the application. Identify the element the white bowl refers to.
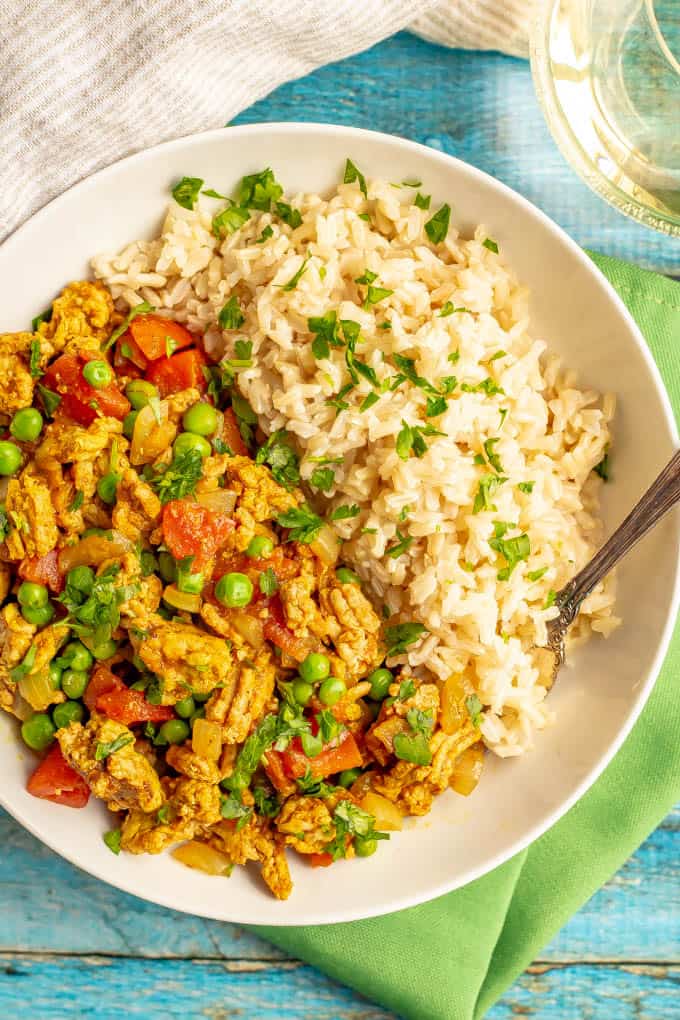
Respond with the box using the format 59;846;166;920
0;124;677;926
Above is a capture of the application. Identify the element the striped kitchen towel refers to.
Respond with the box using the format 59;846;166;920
0;0;532;243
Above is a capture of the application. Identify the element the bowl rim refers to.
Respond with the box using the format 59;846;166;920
1;120;678;925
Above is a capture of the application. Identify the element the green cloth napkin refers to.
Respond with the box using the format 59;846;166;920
254;253;680;1020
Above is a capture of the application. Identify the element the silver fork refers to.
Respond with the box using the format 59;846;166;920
546;449;680;679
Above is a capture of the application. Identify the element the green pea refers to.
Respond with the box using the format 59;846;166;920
63;640;93;672
318;676;347;706
97;472;120;504
354;836;378;857
174;695;196;719
125;379;159;410
336;567;361;585
158;551;177;583
90;639;118;660
173;432;211;459
189;707;206;728
82;359;113;389
158;719;190;745
67;565;95;596
367;667;393;701
21;712;56;751
0;440;22;476
17;581;49;610
300;731;323;758
61;669;89;700
123;410;139;439
21;603;55;627
299;652;331;684
215;572;253;609
52;701;85;729
338;767;362;789
10;407;43;443
192;691;212;705
291;679;313;706
48;662;63;690
182;401;219;437
177;570;205;595
246;535;274;559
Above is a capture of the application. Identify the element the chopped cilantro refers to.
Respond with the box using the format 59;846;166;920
518;481;535;494
425;395;447;417
489;349;507;361
68;490;84;513
259;567;278;597
465;694;483;727
255;429;300;490
151;447;204;505
425;203;451;244
343;158;367;198
256;225;274;243
9;643;37;684
527;567;548;582
360;391;380;412
385;530;414;558
237;168;283;210
103;301;154;353
29;339;43;378
415;192;431;210
218;296;245;330
276;504;324;543
275;201;302;228
36;383;61;417
330;504;360;522
363;284;393;310
202;188;229;200
392;354;438;395
212;205;250;238
482;237;499;253
544;589;557;609
280;255;310;292
439;303;471;317
490;531;531;581
31;307;52;332
95;734;134;761
472;474;507;515
393;708;434;765
231;392;258;448
310;466;335;491
396;420;445;460
323;800;389;861
220;792;254;831
385;622;428;656
483;437;504;473
171;176;204;210
355;269;378;285
594;450;610;481
308;311;342;360
325;382;355;415
253;784;281;818
461;378;505;396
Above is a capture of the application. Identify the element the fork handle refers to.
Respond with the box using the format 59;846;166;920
556;449;680;626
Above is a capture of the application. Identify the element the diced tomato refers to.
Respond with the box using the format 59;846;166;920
261;594;311;662
145;347;207;397
281;729;363;782
263;750;296;796
18;550;63;594
309;852;334;868
96;687;174;726
129;314;195;362
161;499;235;570
27;744;90;808
221;407;249;457
84;664;125;712
212;547;298;599
114;331;148;373
43;352;130;425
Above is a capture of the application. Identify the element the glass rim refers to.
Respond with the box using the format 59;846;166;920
529;0;680;238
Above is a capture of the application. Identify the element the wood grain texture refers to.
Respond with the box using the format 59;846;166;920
1;33;679;1020
233;33;680;274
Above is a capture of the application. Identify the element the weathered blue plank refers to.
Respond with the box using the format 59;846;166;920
0;956;677;1020
233;33;680;274
0;805;677;964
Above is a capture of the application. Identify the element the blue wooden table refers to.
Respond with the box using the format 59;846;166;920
2;32;678;1020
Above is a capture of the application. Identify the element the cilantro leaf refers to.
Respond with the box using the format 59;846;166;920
425;203;451;244
415;192;431;210
256;225;274;243
324;800;389;861
392;354;439;395
517;481;535;494
31;307;52;332
325;382;355;415
343;158;367;198
102;301;154;352
280;255;310;292
594;450;610;481
363;284;393;310
259;567;279;597
218;296;245;329
385;622;428;656
103;829;122;855
355;269;378;285
465;694;484;727
275;201;302;228
29;339;43;379
276;504;324;544
171;176;204;210
95;733;134;761
237;168;283;211
310;466;335;492
385;530;413;559
482;237;499;253
151;447;204;505
425;395;447;417
308;311;342;360
483;437;504;473
490;531;531;580
461;378;505;396
255;430;300;490
330;504;360;521
220;793;254;831
212;205;250;238
473;474;507;515
360;391;380;412
527;567;548;582
253;783;281;818
68;490;84;513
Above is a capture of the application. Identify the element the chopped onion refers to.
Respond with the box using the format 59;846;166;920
360;790;403;831
440;675;468;735
19;669;60;712
172;841;232;876
449;745;484;797
196;489;238;514
58;530;133;573
349;771;374;800
11;690;34;721
191;718;222;761
163;584;201;613
310;523;340;566
230;610;265;650
130;401;177;465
